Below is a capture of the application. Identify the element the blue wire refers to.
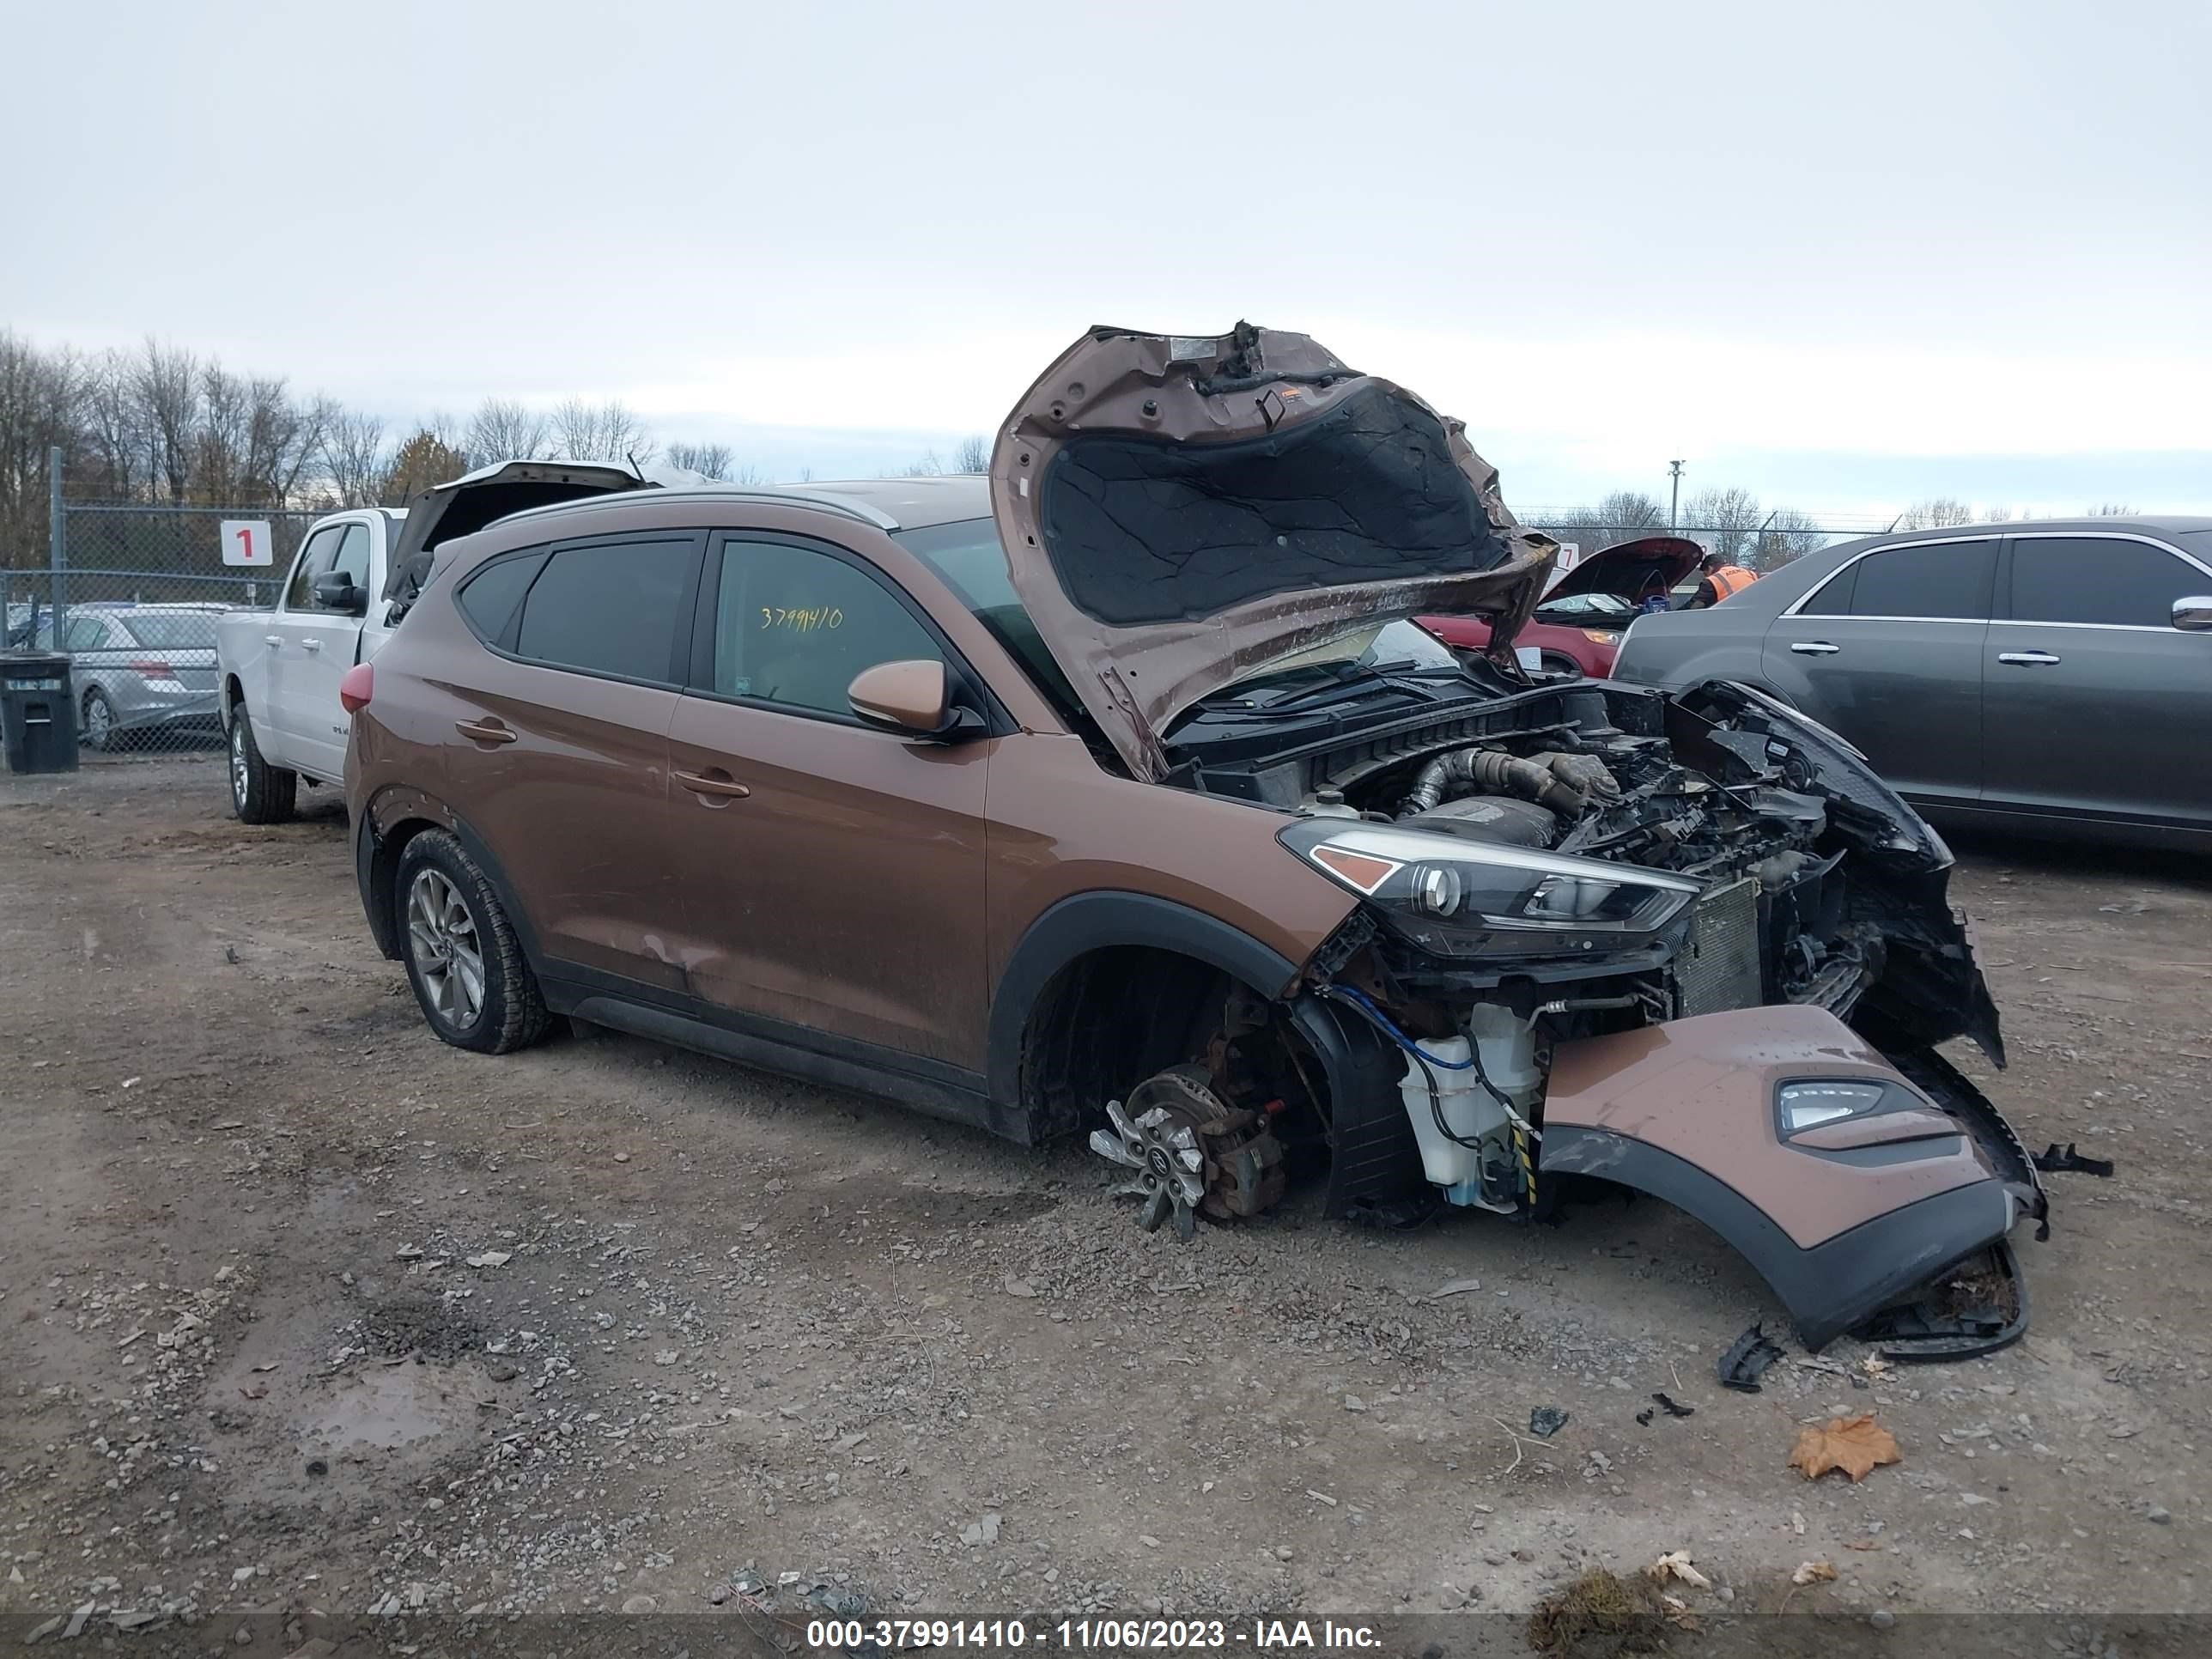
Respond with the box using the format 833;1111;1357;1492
1329;985;1476;1070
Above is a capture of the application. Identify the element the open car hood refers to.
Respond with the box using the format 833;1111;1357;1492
1542;535;1705;605
380;459;651;609
988;324;1556;781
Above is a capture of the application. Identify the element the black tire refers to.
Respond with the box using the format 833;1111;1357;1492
228;710;296;823
80;686;118;751
393;829;550;1054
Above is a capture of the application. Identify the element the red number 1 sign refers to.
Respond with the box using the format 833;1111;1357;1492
221;519;274;568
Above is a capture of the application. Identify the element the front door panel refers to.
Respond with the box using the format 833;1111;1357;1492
665;698;992;1065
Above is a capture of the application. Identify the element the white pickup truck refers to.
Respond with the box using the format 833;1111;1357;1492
216;460;644;821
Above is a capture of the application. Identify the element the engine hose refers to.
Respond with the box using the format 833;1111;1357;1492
1401;747;1599;818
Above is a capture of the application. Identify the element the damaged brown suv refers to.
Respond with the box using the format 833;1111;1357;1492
344;324;2047;1357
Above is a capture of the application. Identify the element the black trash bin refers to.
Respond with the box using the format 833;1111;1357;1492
1;653;80;775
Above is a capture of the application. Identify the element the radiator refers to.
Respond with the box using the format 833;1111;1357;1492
1676;875;1764;1018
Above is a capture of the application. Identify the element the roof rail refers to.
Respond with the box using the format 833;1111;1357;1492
491;484;902;534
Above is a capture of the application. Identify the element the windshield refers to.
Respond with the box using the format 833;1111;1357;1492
894;519;1087;725
1229;617;1460;684
1536;592;1633;620
122;614;220;649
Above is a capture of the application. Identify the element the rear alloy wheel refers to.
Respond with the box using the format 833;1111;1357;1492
228;712;297;823
394;830;549;1054
80;687;116;750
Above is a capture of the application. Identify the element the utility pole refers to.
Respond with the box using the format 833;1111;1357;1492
1668;459;1686;530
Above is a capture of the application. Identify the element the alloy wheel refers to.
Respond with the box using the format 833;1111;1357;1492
406;868;485;1029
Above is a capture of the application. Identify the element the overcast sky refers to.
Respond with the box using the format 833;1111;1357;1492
6;0;2208;517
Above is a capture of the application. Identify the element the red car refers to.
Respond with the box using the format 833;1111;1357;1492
1419;534;1704;677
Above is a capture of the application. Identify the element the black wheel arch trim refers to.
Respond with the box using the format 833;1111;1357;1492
1540;1124;2020;1351
358;804;543;971
985;891;1302;1109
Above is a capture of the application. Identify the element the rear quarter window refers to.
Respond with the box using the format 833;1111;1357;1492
454;551;550;647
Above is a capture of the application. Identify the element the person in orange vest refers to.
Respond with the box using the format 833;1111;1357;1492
1689;550;1757;608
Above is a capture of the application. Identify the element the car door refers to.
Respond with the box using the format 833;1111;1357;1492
436;531;704;992
663;532;992;1068
1760;537;1996;805
277;520;374;781
1982;532;2212;829
259;524;346;767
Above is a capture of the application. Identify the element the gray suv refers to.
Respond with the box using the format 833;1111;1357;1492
1611;519;2212;849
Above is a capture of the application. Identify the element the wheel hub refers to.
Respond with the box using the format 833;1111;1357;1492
1090;1066;1287;1243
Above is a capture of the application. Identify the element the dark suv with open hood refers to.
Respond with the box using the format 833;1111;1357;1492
342;324;2046;1357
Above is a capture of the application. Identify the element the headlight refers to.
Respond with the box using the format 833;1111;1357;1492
1279;820;1698;957
1582;629;1622;645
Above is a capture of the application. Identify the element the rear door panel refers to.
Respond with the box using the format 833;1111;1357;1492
1760;538;1994;804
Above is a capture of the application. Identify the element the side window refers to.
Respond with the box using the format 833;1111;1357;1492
1798;560;1858;617
456;551;550;647
2009;538;2202;628
709;539;942;717
1846;540;1992;621
321;524;373;603
64;619;111;651
512;539;696;683
285;526;344;610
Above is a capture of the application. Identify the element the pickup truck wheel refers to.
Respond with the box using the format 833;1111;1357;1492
228;714;296;823
395;830;550;1054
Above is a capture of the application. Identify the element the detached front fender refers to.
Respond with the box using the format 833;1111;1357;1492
1540;1005;2036;1351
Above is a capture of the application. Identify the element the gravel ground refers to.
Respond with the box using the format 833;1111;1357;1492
0;757;2206;1649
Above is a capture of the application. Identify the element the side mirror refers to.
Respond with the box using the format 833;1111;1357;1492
2174;596;2212;633
313;571;365;615
848;659;984;741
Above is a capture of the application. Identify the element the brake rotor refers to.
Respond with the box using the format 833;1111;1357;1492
1089;1064;1287;1243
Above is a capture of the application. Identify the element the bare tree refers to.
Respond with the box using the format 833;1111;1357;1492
952;434;989;473
551;398;653;465
79;349;146;499
2087;501;2139;516
1751;507;1826;570
1682;486;1761;561
321;409;391;507
0;331;83;568
134;339;199;503
1896;497;1975;530
1552;490;1666;548
664;441;735;480
901;449;945;478
464;398;552;466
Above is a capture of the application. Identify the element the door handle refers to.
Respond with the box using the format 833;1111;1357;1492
1996;651;2062;666
1789;641;1841;655
676;769;751;800
454;718;518;745
264;635;283;647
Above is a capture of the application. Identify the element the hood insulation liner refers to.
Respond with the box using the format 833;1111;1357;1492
1036;382;1515;627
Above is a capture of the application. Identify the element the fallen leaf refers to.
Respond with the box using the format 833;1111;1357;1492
1789;1414;1900;1482
1791;1559;1838;1586
1646;1551;1711;1590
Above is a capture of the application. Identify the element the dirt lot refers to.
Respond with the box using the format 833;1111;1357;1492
1;757;2207;1648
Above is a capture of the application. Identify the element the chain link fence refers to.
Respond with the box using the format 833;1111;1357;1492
4;503;324;761
4;493;1897;769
